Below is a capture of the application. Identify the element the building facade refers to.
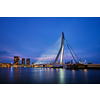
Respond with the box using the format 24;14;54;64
22;58;25;65
26;58;30;65
14;56;19;64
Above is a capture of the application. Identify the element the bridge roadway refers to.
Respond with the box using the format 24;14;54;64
33;64;100;69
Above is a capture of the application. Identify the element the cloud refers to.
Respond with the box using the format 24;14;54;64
34;54;56;60
0;50;10;56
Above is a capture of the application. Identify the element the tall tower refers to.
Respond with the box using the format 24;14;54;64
22;58;25;65
14;56;19;64
26;58;30;65
60;32;64;64
54;32;64;64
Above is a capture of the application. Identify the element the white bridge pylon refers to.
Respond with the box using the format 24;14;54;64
54;32;64;64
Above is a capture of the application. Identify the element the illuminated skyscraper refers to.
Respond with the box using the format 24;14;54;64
22;58;25;65
26;58;30;65
14;56;19;64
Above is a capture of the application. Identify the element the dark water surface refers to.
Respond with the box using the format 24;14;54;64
0;67;100;84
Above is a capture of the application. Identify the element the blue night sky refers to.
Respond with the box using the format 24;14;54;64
0;17;100;64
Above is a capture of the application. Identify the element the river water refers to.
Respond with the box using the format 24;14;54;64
0;67;100;84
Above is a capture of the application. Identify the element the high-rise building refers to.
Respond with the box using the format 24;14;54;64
32;62;34;67
14;56;19;64
26;58;30;65
22;58;25;65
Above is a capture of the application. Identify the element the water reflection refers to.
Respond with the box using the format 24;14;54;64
80;69;82;71
1;67;100;84
72;69;75;83
47;68;49;71
56;68;58;71
50;68;54;77
51;68;53;71
7;67;10;72
10;67;14;82
72;69;75;74
84;69;87;72
39;68;42;82
59;68;65;84
84;69;88;83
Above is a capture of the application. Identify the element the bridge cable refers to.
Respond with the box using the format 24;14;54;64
64;38;81;63
65;40;77;63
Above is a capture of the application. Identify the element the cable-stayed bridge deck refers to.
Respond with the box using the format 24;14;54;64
33;64;100;69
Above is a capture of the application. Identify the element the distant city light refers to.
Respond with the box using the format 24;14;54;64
11;62;13;64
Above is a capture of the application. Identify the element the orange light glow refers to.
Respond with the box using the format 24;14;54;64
34;65;38;67
51;68;53;71
56;68;58;71
84;69;87;72
72;69;75;72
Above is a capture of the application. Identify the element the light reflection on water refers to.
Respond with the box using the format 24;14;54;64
72;69;75;83
39;68;42;82
72;69;75;76
84;69;88;82
56;68;58;71
59;68;65;84
9;67;14;82
0;67;100;84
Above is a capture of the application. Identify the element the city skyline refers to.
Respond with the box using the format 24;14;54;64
0;17;100;64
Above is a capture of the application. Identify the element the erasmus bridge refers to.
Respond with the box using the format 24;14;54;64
34;32;82;67
54;32;82;65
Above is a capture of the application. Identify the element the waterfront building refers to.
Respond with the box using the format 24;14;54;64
71;60;73;64
22;58;25;65
26;58;30;65
0;63;11;67
32;62;34;67
0;63;2;68
50;62;53;65
14;56;19;64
